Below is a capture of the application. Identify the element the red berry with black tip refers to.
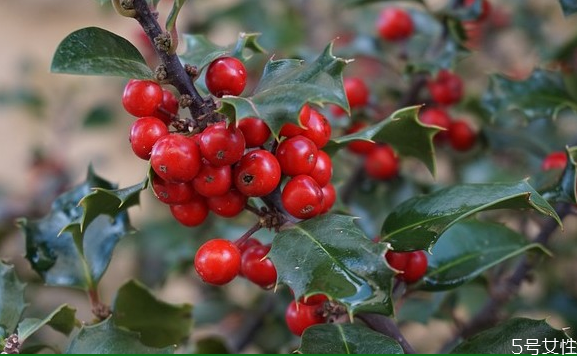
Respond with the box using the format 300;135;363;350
150;134;201;183
200;122;246;167
276;136;318;176
193;160;232;197
233;149;281;197
282;175;324;219
151;175;195;205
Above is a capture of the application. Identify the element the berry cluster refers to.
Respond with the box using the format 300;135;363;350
385;250;428;284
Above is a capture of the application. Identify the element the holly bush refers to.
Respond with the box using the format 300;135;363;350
4;0;577;354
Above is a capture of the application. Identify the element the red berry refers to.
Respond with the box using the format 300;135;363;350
237;237;262;254
428;70;463;106
193;160;232;198
464;0;491;22
206;189;247;218
150;134;202;183
320;183;336;214
302;109;332;149
153;89;179;125
122;79;163;117
299;294;328;306
364;145;399;180
199;122;246;167
129;117;169;160
170;194;209;227
238;117;271;148
542;152;567;171
376;8;414;42
285;300;325;336
282;175;324;219
241;245;277;289
205;57;247;97
233;150;281;197
449;120;477;151
151;175;195;205
276;136;318;176
194;239;241;285
420;108;452;143
343;77;370;108
280;105;310;138
346;122;377;155
385;250;428;283
309;151;333;187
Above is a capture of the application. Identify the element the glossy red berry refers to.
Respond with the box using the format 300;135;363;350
233;150;281;197
428;70;464;106
420;108;452;143
276;136;318;176
151;175;195;205
320;183;336;214
346;122;377;155
301;109;332;149
129;117;169;160
122;79;163;117
309;151;333;187
285;300;325;336
464;0;491;22
385;250;428;283
279;105;309;138
170;194;209;227
364;145;399;180
237;237;262;254
205;57;247;97
449;120;477;151
153;89;179;125
194;239;241;285
193;160;232;197
150;134;201;183
206;189;247;218
241;245;277;289
282;175;324;219
542;151;567;171
238;117;271;148
376;8;414;42
344;77;370;108
200;122;246;167
299;294;328;306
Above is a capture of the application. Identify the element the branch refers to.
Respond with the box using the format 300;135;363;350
357;313;416;354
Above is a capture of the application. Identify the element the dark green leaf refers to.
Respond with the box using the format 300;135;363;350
112;280;192;348
300;323;403;354
219;43;349;135
451;318;571;354
83;105;115;127
482;69;577;123
0;262;26;335
440;0;485;21
65;319;175;354
18;304;77;341
421;221;548;291
166;0;187;32
325;106;438;175
382;180;561;251
18;166;132;289
51;27;153;79
269;214;395;316
560;0;577;16
195;336;229;354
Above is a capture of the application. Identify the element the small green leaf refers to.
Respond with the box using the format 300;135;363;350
66;319;175;354
112;280;192;348
325;106;438;175
421;221;548;291
195;336;229;354
0;262;26;335
220;42;349;134
299;323;403;354
559;0;577;16
269;214;395;317
451;318;571;354
482;69;577;123
166;0;187;33
51;27;153;79
382;180;561;251
18;304;77;342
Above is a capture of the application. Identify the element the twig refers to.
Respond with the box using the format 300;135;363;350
229;294;276;353
233;221;263;247
357;313;416;354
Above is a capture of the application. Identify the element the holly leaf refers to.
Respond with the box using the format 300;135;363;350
112;280;193;348
299;323;403;354
421;221;548;291
51;27;153;79
269;214;395;317
451;318;571;354
179;32;266;70
219;42;349;135
166;0;187;32
66;319;175;354
482;69;577;123
17;304;77;342
325;106;438;175
18;166;132;289
381;180;561;251
0;262;26;336
559;0;577;16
